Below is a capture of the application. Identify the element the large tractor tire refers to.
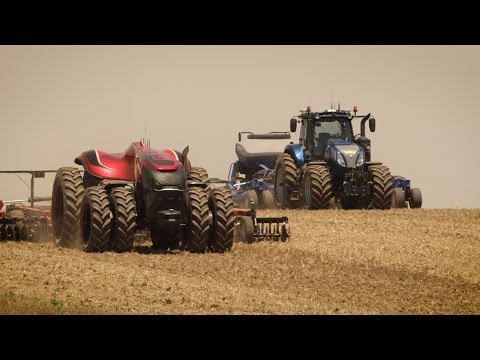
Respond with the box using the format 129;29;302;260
244;190;258;209
80;187;112;253
302;164;332;209
274;153;298;209
208;188;234;253
260;190;276;209
391;187;406;208
186;187;209;253
236;216;254;243
51;167;84;248
188;167;209;183
369;164;394;209
408;188;422;208
109;187;136;253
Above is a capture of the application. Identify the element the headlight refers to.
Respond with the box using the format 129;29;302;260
336;150;345;167
152;181;186;191
356;149;365;167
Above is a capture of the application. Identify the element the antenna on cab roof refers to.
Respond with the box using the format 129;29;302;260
141;120;151;150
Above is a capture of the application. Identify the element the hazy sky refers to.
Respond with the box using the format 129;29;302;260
1;45;479;208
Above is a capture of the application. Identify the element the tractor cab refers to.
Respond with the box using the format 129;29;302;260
292;106;376;166
302;116;354;161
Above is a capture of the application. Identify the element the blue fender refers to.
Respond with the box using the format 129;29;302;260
392;175;411;192
284;144;304;167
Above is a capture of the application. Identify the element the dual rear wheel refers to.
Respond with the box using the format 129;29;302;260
80;185;136;253
186;167;235;253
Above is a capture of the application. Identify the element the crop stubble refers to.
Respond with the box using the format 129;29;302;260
0;209;479;314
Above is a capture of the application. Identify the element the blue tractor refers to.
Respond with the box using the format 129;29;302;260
391;176;422;208
274;105;394;210
227;131;291;209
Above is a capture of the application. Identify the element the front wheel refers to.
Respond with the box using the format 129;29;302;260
274;153;298;209
302;165;332;209
80;187;112;252
208;188;234;253
369;164;394;209
186;187;209;253
109;187;136;253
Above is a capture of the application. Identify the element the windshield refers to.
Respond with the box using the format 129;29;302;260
314;119;352;142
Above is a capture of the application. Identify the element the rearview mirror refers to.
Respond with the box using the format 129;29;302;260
182;145;189;170
290;118;297;132
369;117;376;132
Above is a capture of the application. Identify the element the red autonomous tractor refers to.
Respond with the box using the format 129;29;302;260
51;141;234;253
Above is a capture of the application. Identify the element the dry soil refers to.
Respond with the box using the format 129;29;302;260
1;209;479;314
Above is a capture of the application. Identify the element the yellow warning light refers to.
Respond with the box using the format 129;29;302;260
306;105;311;113
353;106;357;115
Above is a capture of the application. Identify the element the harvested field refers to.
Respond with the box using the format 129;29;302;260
1;209;479;314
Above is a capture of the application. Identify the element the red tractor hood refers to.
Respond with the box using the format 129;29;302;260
75;142;187;181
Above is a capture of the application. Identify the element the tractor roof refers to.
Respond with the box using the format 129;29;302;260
299;109;352;120
295;105;370;122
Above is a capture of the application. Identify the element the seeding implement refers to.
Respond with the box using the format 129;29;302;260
0;203;52;242
391;175;422;208
0;170;54;242
234;200;290;243
227;131;291;209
